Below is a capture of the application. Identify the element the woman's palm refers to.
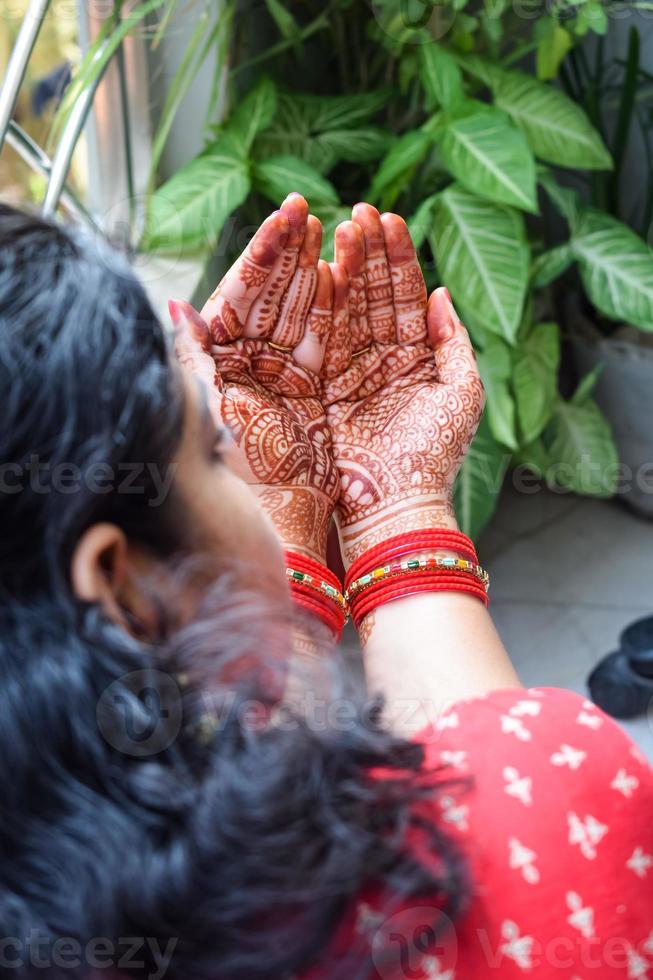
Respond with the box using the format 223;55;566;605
323;206;484;563
173;197;340;561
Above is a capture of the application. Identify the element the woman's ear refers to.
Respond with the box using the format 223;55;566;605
70;523;130;627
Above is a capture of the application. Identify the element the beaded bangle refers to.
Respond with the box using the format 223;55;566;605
345;529;478;587
286;567;348;615
346;530;489;629
346;555;489;602
284;550;347;640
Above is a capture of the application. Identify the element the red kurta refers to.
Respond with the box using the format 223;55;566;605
303;687;653;978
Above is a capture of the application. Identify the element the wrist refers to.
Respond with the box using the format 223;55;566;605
337;500;459;569
343;528;487;632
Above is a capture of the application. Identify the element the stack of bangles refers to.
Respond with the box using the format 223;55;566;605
285;530;489;641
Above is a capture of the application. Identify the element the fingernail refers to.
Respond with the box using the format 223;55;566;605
168;299;183;323
443;287;452;304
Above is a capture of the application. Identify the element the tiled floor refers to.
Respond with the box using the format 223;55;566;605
480;482;653;760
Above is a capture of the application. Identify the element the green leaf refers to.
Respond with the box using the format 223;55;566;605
253;90;390;174
142;146;250;253
437;102;537;211
531;243;574;287
431;184;530;342
419;43;464;111
544;395;618;496
252;155;338;205
574;0;608;36
484;66;612;170
265;0;299;39
454;416;510;538
369;130;432;204
513;322;560;443
535;17;573;80
572;363;604;405
407;193;440;249
316;127;394;164
571;209;653;331
295;90;390;131
477;336;518;449
226;77;277;155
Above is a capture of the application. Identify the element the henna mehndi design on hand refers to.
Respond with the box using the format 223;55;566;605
324;205;485;566
173;195;341;563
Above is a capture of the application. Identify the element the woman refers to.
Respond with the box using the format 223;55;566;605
0;194;650;980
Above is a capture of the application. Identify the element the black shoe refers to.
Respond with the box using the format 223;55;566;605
587;649;653;719
620;615;653;679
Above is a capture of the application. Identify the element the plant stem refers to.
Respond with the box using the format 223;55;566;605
608;25;639;218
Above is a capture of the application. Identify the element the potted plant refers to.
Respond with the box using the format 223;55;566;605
543;26;653;517
59;0;653;535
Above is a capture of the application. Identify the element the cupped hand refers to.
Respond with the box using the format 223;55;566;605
323;204;485;566
171;194;347;563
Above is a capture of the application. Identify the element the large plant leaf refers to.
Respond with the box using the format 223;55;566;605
316;128;394;164
437;103;537;211
454;416;511;538
253;155;338;205
253;91;390;173
571;209;653;331
544;395;618;496
477;336;518;450
142;147;250;253
419;43;464;111
431;184;529;342
513;322;560;443
227;76;278;155
460;59;612;170
290;90;390;131
369;130;432;204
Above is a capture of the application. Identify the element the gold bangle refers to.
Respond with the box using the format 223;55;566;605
268;340;294;353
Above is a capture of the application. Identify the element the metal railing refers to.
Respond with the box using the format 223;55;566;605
0;0;152;239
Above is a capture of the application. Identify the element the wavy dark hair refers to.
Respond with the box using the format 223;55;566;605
0;205;468;980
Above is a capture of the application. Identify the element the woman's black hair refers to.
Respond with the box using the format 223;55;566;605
0;205;468;979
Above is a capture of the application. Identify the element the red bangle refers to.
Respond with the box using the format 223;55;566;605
285;550;342;592
350;571;488;628
292;591;344;639
285;550;345;640
346;530;478;587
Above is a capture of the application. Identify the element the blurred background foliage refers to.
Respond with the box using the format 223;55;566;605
10;0;653;535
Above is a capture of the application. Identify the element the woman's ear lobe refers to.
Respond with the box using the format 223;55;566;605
70;523;129;625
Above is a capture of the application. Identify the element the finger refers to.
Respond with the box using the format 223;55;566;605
169;300;223;423
381;211;427;345
335;220;368;354
270;214;321;349
244;192;308;339
352;203;394;346
322;262;351;380
200;210;289;343
428;288;483;394
293;260;334;374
